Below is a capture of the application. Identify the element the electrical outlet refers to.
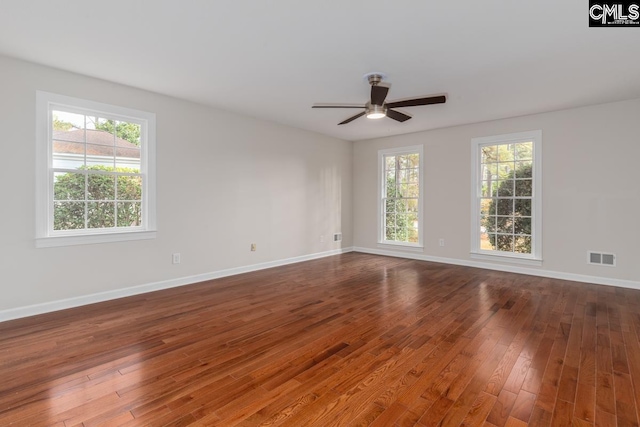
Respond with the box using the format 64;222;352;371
251;243;256;251
333;233;342;242
320;235;324;242
438;238;445;247
172;253;181;264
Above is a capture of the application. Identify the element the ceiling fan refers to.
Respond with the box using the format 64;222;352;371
312;72;446;125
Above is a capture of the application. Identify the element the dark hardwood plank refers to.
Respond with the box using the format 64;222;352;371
0;253;639;426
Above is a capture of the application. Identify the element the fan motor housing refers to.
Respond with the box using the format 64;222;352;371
363;72;387;86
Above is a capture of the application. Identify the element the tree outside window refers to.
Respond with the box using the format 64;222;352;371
380;146;422;246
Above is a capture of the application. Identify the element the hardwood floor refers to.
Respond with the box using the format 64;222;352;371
1;253;640;426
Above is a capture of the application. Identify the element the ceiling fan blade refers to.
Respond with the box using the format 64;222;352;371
312;104;365;109
370;85;389;106
385;95;446;109
386;109;412;123
338;111;366;125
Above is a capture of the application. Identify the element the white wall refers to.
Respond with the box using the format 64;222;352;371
0;55;352;314
353;99;640;284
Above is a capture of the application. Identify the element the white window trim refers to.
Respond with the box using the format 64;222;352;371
35;91;157;248
377;144;424;249
470;130;542;266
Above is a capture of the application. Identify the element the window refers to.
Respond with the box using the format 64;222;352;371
36;91;156;247
471;130;542;264
378;145;423;248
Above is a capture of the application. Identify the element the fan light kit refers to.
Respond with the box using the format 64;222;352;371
366;104;386;119
312;72;446;125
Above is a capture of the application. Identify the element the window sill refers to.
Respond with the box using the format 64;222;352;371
470;251;542;267
36;230;157;248
377;242;424;253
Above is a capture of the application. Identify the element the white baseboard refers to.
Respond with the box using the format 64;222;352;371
4;245;637;323
353;246;640;291
0;247;354;323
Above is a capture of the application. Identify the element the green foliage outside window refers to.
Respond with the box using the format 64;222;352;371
94;119;141;146
54;165;142;230
384;153;419;243
483;163;533;253
386;176;410;242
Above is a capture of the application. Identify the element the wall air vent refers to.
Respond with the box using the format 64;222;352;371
588;251;616;267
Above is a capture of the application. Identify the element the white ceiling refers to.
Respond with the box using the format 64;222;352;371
1;0;639;141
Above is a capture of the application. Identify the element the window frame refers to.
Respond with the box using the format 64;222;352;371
35;91;157;248
377;145;424;249
470;130;542;265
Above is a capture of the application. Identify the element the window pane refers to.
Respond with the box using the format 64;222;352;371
53;142;85;169
407;167;419;182
497;217;513;234
52;111;85;135
91;117;116;137
117;150;141;172
496;180;514;197
395;199;408;213
116;121;141;146
514;217;531;235
514;235;532;254
496;234;514;252
54;201;85;230
481;163;498;181
481;145;498;163
87;174;115;200
399;155;409;169
386;168;396;182
498;162;515;179
384;198;394;214
515;179;532;197
480;233;495;251
480;198;492;215
515;161;532;178
86;143;115;167
399;168;409;183
515;142;533;160
497;199;513;216
498;144;515;162
406;183;419;197
406;198;418;213
54;172;85;201
407;211;418;225
386;210;395;225
117;175;142;201
87;202;115;228
117;202;142;227
483;233;496;250
514;199;532;216
386;178;399;197
385;227;395;241
482;215;496;234
481;181;498;197
385;156;396;170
